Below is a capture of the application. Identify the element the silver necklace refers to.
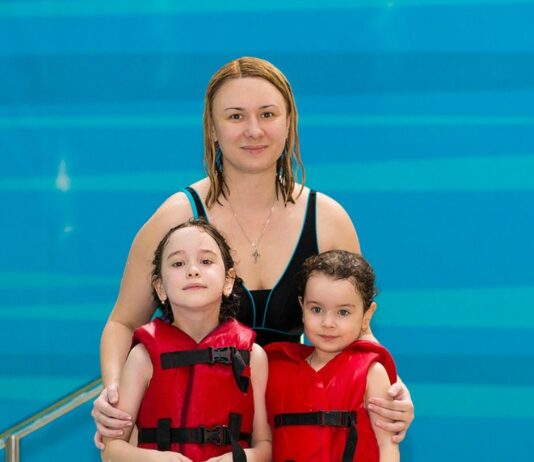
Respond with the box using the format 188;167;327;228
228;198;276;263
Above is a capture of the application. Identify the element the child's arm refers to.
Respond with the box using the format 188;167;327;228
366;362;400;462
101;344;192;462
204;343;272;462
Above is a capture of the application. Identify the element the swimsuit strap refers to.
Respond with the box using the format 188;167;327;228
183;186;208;220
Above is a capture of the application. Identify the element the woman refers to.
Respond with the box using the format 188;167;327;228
93;57;414;448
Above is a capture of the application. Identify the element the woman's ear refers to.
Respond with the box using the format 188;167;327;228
223;268;236;297
362;302;377;332
153;279;167;304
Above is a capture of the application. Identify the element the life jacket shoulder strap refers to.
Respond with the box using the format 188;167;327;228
160;346;251;392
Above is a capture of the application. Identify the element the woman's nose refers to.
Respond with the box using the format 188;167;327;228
245;117;263;138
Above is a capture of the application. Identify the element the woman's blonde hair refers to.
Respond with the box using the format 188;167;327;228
203;56;305;208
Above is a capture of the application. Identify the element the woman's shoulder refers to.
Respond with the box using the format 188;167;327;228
313;190;361;253
294;185;348;216
146;178;210;228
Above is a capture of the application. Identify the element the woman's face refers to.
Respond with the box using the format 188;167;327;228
211;77;289;176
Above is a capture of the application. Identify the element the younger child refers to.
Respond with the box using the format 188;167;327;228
102;219;271;462
265;250;399;462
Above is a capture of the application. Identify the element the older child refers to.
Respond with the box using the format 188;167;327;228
102;219;271;462
265;250;399;462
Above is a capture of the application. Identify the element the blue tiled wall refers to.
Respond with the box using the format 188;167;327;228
1;1;533;460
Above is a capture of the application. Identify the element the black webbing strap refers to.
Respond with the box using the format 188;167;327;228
228;412;247;462
274;411;357;462
138;413;251;457
160;347;251;392
341;412;357;462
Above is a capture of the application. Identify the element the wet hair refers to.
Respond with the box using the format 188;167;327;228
151;219;243;323
203;56;305;207
298;250;378;312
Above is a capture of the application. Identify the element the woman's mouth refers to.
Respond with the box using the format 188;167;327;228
241;145;268;154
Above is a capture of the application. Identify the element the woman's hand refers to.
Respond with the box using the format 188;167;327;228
92;383;132;449
367;380;414;443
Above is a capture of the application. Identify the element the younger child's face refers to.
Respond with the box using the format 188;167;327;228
301;274;375;358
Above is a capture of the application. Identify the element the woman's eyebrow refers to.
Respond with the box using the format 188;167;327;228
223;104;279;111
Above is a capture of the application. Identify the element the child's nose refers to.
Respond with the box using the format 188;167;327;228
321;315;335;328
187;264;200;277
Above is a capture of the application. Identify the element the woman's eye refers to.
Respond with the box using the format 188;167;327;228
201;259;213;265
172;261;184;267
229;113;242;120
261;111;274;118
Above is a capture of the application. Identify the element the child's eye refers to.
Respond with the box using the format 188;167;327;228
171;261;184;267
201;259;213;265
338;309;351;317
310;306;322;314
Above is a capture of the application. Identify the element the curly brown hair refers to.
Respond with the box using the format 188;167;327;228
151;219;243;323
298;250;378;312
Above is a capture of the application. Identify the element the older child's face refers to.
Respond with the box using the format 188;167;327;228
302;274;375;359
154;227;233;314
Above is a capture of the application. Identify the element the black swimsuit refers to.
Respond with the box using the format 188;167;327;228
183;187;319;346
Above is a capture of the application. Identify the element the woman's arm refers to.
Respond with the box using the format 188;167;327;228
315;191;414;442
366;363;400;462
316;192;361;254
204;343;272;462
101;192;193;386
94;192;194;446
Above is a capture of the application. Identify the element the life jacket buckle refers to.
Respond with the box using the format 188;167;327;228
319;411;342;426
209;346;235;364
202;425;228;446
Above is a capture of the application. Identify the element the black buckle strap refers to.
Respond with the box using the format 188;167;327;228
157;418;171;451
203;425;229;446
274;411;357;462
274;411;356;428
160;347;251;392
138;415;252;450
208;346;234;364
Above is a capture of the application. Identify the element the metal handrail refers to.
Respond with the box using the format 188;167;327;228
0;377;103;461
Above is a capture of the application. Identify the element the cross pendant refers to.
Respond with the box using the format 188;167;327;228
252;247;260;263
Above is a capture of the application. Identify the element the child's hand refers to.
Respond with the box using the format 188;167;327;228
203;452;233;462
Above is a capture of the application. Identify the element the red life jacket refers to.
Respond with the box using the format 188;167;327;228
265;340;397;462
134;318;256;462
